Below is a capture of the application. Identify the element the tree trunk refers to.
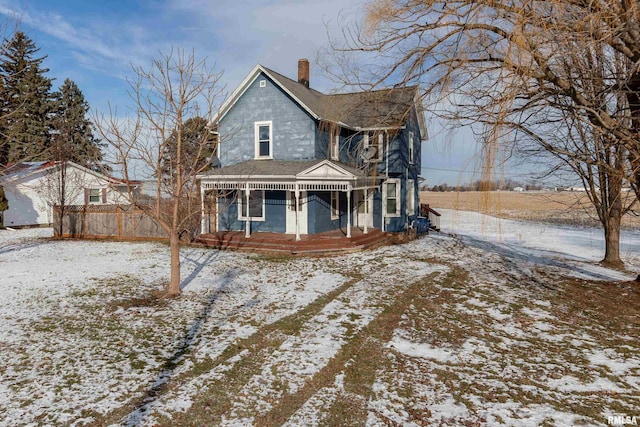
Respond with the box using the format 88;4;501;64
167;231;182;296
602;211;623;268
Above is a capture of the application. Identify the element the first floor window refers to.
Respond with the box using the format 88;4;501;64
88;188;101;203
289;191;302;212
406;179;415;215
331;191;339;219
383;179;400;217
239;190;265;220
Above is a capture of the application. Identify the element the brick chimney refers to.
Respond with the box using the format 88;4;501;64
298;58;310;88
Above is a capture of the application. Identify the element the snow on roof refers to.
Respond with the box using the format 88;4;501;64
1;161;141;186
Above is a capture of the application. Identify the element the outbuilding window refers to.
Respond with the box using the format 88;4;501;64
85;188;105;204
89;189;101;203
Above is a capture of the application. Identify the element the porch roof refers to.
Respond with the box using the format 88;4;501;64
198;159;383;191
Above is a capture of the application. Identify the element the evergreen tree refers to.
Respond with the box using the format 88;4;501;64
160;116;214;185
0;76;8;167
0;31;53;164
51;78;103;168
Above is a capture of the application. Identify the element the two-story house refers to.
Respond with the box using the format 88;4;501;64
198;59;427;240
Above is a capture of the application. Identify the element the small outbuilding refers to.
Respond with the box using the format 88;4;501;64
1;161;140;227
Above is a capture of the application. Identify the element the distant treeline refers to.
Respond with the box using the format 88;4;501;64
425;179;545;192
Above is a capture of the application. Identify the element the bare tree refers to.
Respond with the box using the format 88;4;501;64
95;49;224;296
327;0;640;267
36;159;85;236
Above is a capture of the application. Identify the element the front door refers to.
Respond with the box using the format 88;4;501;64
354;190;373;229
286;191;307;234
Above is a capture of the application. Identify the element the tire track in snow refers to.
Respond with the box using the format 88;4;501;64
254;271;444;427
128;273;364;426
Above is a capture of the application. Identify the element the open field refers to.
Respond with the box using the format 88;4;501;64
421;191;640;229
1;217;639;426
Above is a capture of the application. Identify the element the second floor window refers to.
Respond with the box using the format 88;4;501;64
409;131;415;164
363;132;384;162
255;121;272;159
330;127;339;160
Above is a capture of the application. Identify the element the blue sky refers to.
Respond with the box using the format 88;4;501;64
0;0;500;186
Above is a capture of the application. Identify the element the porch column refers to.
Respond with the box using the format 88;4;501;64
245;182;251;238
295;183;301;241
200;187;207;234
363;188;369;235
346;185;352;238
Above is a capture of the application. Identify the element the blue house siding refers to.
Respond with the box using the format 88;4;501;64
219;73;317;166
373;190;382;229
307;192;333;234
307;191;352;234
218;191;286;233
315;126;360;163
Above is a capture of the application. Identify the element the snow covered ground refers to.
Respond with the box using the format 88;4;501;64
441;208;640;280
0;211;638;426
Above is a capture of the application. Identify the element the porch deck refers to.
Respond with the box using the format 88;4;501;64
196;227;393;256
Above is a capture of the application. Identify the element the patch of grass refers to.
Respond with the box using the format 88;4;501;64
322;393;368;427
92;276;364;426
251;272;442;427
105;290;170;312
249;253;294;263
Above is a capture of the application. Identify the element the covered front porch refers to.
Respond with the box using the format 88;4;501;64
198;160;383;241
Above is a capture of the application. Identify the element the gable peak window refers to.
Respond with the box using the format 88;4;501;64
255;121;272;159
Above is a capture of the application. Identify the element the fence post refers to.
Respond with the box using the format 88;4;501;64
117;206;122;240
82;205;86;238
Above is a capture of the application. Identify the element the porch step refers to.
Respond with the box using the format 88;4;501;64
195;228;393;256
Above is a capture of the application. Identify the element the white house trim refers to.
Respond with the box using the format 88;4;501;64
296;160;356;180
254;120;273;159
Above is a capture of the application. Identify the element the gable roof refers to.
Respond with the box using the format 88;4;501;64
1;161;142;186
212;64;428;138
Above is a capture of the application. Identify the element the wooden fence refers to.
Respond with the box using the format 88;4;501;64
53;205;169;241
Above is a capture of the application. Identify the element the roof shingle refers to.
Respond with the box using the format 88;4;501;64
263;67;418;129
